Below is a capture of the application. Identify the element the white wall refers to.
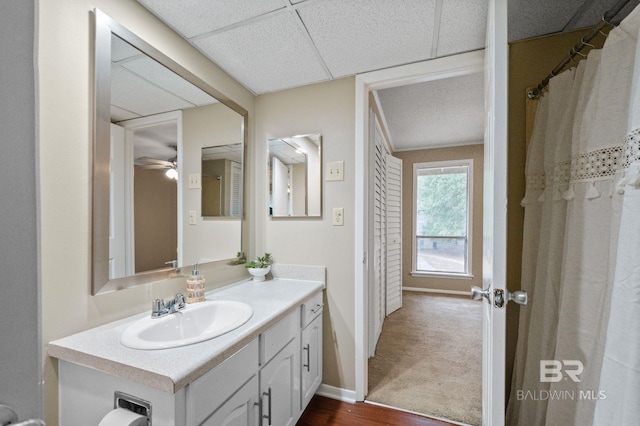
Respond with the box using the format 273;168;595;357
182;103;243;264
38;1;254;424
296;136;321;216
255;77;357;391
272;156;290;216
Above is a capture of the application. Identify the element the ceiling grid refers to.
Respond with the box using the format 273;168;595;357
131;0;640;150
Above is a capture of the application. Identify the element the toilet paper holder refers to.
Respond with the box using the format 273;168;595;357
114;392;151;425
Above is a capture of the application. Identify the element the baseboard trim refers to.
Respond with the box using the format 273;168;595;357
316;384;357;403
403;287;470;296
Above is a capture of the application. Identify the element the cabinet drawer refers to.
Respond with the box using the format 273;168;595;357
260;310;298;365
301;291;323;328
188;339;258;426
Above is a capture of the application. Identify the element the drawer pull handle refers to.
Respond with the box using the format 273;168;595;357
262;387;272;425
310;303;323;314
303;344;311;372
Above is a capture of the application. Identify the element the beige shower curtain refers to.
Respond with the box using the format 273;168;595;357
507;5;640;425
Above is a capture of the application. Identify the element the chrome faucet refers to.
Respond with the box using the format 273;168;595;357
151;293;186;318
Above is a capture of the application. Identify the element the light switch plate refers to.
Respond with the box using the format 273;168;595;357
188;210;197;225
188;173;201;189
332;207;344;226
326;161;344;181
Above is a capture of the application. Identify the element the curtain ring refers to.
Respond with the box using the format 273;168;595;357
581;35;595;49
571;46;587;58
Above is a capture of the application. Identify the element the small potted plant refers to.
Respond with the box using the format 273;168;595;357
245;253;273;281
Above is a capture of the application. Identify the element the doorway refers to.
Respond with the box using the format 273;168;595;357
366;110;484;424
353;49;501;421
117;111;182;276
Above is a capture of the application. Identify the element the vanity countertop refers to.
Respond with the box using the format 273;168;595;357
48;277;324;393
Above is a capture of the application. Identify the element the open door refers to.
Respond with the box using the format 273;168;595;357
476;0;509;424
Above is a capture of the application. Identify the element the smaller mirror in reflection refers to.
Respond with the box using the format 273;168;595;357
201;144;242;217
268;134;322;217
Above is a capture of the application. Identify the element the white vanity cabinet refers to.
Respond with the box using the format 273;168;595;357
259;338;300;425
200;376;259;426
187;339;259;426
53;281;324;426
258;309;301;425
300;292;323;409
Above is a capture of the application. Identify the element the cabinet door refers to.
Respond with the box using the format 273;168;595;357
259;338;300;426
301;313;322;409
202;375;258;426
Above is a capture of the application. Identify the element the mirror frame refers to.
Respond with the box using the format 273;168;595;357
92;9;248;295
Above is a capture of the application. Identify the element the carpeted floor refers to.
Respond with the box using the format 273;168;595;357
367;291;482;426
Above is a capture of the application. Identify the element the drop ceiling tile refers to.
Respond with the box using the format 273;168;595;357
111;67;194;117
377;73;484;151
508;0;585;42
437;0;487;57
193;12;329;94
298;0;437;78
137;0;287;38
122;56;218;106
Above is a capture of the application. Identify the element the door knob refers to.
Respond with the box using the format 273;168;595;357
508;290;528;305
471;286;528;307
494;289;528;307
471;286;491;301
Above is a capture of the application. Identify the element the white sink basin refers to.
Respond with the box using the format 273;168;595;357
120;300;253;350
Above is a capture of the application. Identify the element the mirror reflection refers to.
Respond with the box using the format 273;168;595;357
202;143;243;217
93;9;246;293
268;134;322;217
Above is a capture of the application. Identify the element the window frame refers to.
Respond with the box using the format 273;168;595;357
411;158;474;279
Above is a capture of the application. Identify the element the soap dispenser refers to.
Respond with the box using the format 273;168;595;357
186;263;205;303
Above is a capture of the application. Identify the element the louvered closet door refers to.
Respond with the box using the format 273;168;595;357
230;161;242;217
368;111;387;356
386;155;402;315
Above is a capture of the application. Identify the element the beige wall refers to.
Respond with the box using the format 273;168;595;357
182;103;244;264
255;77;357;391
505;28;603;399
38;1;254;424
394;144;484;293
134;168;178;272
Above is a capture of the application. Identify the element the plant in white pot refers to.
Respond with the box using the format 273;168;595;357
246;253;273;281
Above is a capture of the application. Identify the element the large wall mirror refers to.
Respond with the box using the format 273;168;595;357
268;134;322;217
92;9;246;295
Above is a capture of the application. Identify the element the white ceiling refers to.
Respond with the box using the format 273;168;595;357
202;144;243;163
137;0;488;95
111;34;219;122
376;72;485;151
132;0;640;151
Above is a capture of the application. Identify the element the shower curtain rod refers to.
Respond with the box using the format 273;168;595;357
527;0;632;99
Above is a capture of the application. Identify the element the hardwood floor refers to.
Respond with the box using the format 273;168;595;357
297;396;459;426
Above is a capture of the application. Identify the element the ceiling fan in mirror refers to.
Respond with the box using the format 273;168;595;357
136;156;179;180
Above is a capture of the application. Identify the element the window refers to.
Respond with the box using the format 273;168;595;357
412;159;472;277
